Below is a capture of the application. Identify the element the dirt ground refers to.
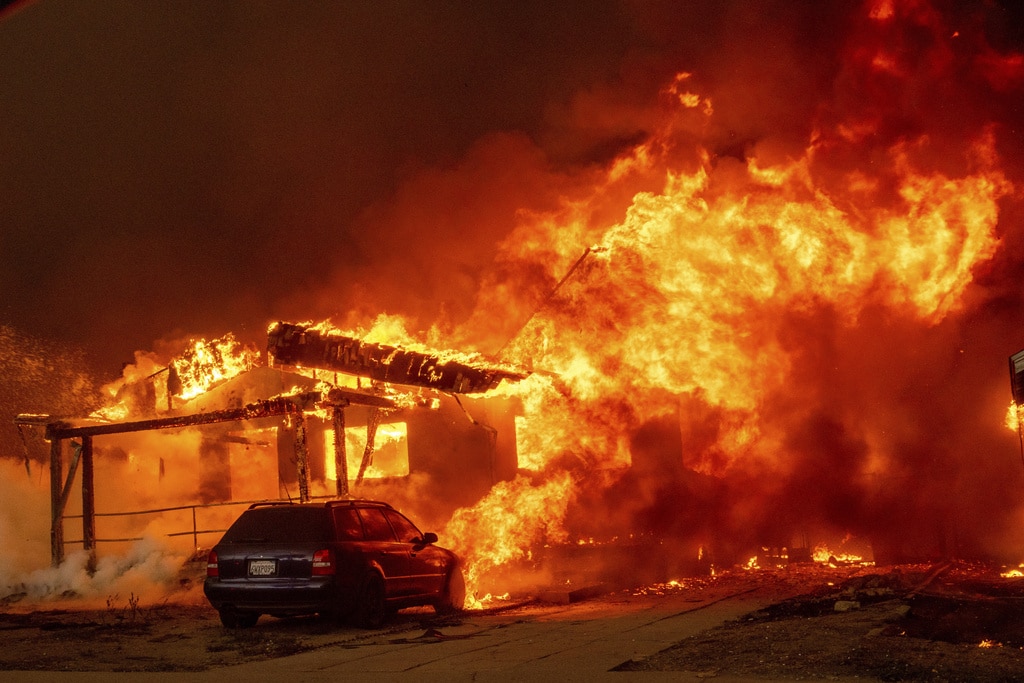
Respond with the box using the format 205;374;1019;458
1;559;1023;679
618;561;1024;682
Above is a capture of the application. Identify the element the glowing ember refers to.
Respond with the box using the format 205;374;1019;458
472;592;511;610
813;545;868;566
631;578;708;597
1000;564;1024;579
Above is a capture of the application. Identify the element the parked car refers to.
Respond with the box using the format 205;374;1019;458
203;499;464;628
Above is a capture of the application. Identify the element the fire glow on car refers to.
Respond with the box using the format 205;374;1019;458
203;500;464;628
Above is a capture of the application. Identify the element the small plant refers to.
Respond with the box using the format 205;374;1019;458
125;592;142;622
102;592;147;626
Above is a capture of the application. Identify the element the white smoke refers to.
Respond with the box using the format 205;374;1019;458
0;459;203;609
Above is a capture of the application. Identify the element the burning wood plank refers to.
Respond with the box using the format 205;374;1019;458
267;322;529;393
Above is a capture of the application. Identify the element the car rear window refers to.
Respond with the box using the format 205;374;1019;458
333;507;365;541
221;506;331;543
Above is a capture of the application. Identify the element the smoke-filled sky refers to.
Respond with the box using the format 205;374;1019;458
2;0;979;376
0;0;664;373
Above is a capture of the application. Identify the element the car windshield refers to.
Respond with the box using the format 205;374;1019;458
221;507;330;543
384;509;422;543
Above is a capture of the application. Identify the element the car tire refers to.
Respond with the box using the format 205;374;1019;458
353;573;386;629
219;607;259;628
435;565;466;615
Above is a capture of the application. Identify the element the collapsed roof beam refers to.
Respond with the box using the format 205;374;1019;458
267;322;529;394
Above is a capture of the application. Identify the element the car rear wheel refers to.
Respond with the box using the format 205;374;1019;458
353;573;386;629
435;565;466;615
219;607;259;628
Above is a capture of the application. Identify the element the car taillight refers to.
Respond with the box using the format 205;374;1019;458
206;550;219;578
312;549;334;576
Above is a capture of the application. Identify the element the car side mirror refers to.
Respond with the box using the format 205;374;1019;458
421;532;438;545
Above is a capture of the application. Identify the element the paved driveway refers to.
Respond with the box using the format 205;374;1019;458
6;581;864;682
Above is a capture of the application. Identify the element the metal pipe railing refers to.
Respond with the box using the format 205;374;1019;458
59;493;343;556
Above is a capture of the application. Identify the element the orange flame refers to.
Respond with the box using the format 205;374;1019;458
429;2;1021;584
174;334;258;400
813;545;867;566
1007;403;1021;433
1000;564;1024;579
442;472;573;609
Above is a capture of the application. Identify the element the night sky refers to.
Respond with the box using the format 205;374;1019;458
0;0;880;377
0;1;640;374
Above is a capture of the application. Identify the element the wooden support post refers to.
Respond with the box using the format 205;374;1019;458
81;436;96;571
49;437;63;567
356;407;381;485
333;405;348;497
293;412;310;503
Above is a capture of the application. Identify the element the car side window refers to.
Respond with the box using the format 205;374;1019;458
333;507;364;541
357;507;398;542
383;509;421;543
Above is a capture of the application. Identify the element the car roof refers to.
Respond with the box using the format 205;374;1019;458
245;499;396;512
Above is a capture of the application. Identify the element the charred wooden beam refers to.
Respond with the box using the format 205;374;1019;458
324;387;396;409
356;407;381;485
49;438;62;566
19;392;319;441
81;435;96;571
293;412;310;503
267;322;529;394
333;405;348;497
15;390;393;443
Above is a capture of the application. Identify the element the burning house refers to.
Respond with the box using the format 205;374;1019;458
15;322;530;574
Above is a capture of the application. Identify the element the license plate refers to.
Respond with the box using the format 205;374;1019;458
248;559;277;577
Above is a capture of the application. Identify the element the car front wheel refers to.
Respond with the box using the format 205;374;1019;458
435;565;466;615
